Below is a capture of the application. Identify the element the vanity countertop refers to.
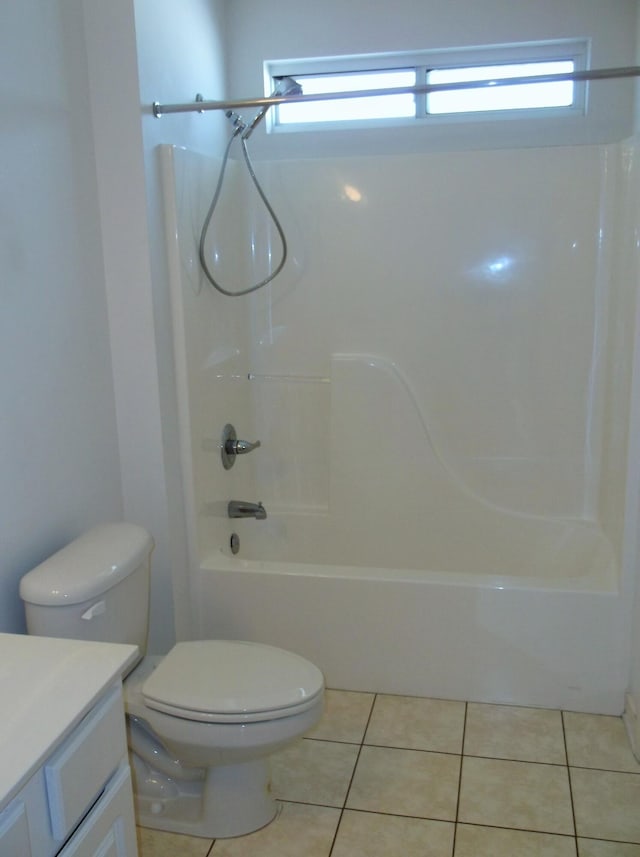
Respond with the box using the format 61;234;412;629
0;632;138;809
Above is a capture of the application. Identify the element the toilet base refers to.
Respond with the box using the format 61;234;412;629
135;758;278;839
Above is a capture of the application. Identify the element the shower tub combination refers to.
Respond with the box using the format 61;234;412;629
162;135;638;715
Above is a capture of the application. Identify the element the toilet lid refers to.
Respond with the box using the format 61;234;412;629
141;640;324;724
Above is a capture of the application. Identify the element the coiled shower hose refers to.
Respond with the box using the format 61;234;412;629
198;129;289;297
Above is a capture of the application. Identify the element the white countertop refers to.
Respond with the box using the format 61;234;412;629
0;632;138;809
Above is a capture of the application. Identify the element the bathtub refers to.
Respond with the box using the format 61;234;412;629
195;518;627;715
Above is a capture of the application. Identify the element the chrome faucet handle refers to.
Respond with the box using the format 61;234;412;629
221;424;261;469
228;438;261;455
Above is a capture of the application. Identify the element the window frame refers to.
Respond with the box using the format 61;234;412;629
264;39;589;133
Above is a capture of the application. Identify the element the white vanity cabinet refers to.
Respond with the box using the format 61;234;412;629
0;633;139;857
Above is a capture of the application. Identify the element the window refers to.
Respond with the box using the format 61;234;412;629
425;60;575;114
266;40;588;131
276;69;416;126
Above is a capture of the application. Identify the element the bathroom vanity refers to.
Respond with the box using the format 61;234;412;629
0;632;139;856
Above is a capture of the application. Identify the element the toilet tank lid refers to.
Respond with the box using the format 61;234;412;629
19;523;154;606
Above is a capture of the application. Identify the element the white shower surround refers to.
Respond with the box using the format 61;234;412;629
163;133;637;714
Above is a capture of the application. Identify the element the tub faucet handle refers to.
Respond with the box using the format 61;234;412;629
230;438;261;455
221;423;261;469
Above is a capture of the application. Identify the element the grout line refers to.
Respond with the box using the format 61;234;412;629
361;742;464;757
449;819;579;838
451;702;468;856
460;753;572;767
568;762;640;774
561;710;579;854
276;797;345;810
577;833;640;846
327;692;378;857
305;735;368;746
284;801;460;825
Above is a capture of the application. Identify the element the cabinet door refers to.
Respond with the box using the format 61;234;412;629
46;684;126;842
58;763;137;857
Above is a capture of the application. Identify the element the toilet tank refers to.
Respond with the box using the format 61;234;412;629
19;523;154;656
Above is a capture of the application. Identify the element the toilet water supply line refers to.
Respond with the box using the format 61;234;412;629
153;64;640;297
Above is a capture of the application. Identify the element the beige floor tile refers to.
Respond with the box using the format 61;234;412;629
365;694;466;754
209;802;340;857
346;745;460;820
271;737;359;807
308;689;375;743
578;839;640;856
464;703;566;764
332;809;454;857
564;712;640;773
454;824;577;856
458;757;574;835
571;768;640;842
137;827;213;857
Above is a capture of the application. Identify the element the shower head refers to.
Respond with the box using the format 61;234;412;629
241;76;303;140
272;76;304;98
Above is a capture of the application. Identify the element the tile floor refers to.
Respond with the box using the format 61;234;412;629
137;690;640;857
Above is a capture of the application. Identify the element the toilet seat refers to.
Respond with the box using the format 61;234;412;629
141;640;324;724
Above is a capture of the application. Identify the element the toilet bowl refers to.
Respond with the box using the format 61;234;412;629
19;523;325;839
124;642;324;838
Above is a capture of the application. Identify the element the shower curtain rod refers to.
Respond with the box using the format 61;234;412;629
153;64;640;117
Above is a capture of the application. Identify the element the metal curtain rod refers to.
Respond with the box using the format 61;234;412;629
153;64;640;117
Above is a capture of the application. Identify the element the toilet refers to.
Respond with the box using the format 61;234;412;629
19;523;324;839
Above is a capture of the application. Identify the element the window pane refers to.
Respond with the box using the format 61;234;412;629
277;70;416;125
426;60;575;114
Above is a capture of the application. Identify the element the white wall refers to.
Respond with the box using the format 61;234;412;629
81;0;230;649
623;156;640;750
81;0;177;654
623;6;640;759
226;0;638;159
0;0;229;647
0;0;123;632
132;0;229;641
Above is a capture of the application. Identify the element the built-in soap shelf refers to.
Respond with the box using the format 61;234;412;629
247;372;330;384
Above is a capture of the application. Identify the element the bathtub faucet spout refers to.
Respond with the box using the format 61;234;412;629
228;500;267;520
